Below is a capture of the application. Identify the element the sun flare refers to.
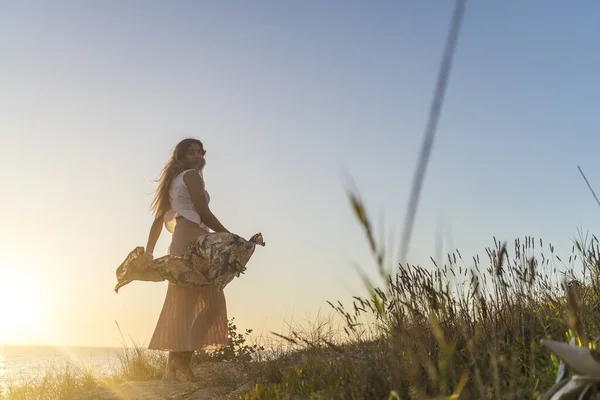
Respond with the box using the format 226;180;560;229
0;257;46;344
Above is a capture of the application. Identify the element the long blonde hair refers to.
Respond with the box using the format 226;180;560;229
151;138;204;218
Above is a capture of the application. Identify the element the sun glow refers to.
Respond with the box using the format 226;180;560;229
0;257;47;345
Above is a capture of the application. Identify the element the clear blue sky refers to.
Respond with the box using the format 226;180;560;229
1;1;599;346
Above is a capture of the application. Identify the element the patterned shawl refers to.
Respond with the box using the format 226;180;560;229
114;232;265;292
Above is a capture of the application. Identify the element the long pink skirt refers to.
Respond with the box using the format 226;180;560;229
148;218;228;351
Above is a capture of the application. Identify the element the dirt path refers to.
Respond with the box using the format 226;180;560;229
75;362;255;400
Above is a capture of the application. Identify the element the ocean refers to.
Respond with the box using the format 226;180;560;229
0;345;124;391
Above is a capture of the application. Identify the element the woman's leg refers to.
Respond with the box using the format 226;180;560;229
161;351;177;380
150;220;221;382
171;351;198;380
149;220;204;382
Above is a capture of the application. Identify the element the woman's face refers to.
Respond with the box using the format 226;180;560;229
183;142;206;170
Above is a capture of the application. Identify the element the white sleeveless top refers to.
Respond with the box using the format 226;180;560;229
164;169;210;233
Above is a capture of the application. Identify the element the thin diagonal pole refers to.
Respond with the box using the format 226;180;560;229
398;0;468;264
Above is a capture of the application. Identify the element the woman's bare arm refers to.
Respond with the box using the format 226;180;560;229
145;216;163;255
183;170;230;233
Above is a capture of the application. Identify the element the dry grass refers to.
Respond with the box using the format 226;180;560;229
0;324;195;398
0;338;167;400
0;318;267;399
239;193;600;399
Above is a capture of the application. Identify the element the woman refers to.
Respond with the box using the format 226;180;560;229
144;138;230;381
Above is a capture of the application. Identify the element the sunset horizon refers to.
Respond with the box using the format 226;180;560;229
3;2;600;397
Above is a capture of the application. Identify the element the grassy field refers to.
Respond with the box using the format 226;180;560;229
2;194;597;399
240;195;598;399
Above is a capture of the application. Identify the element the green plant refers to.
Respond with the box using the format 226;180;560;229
195;318;265;363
